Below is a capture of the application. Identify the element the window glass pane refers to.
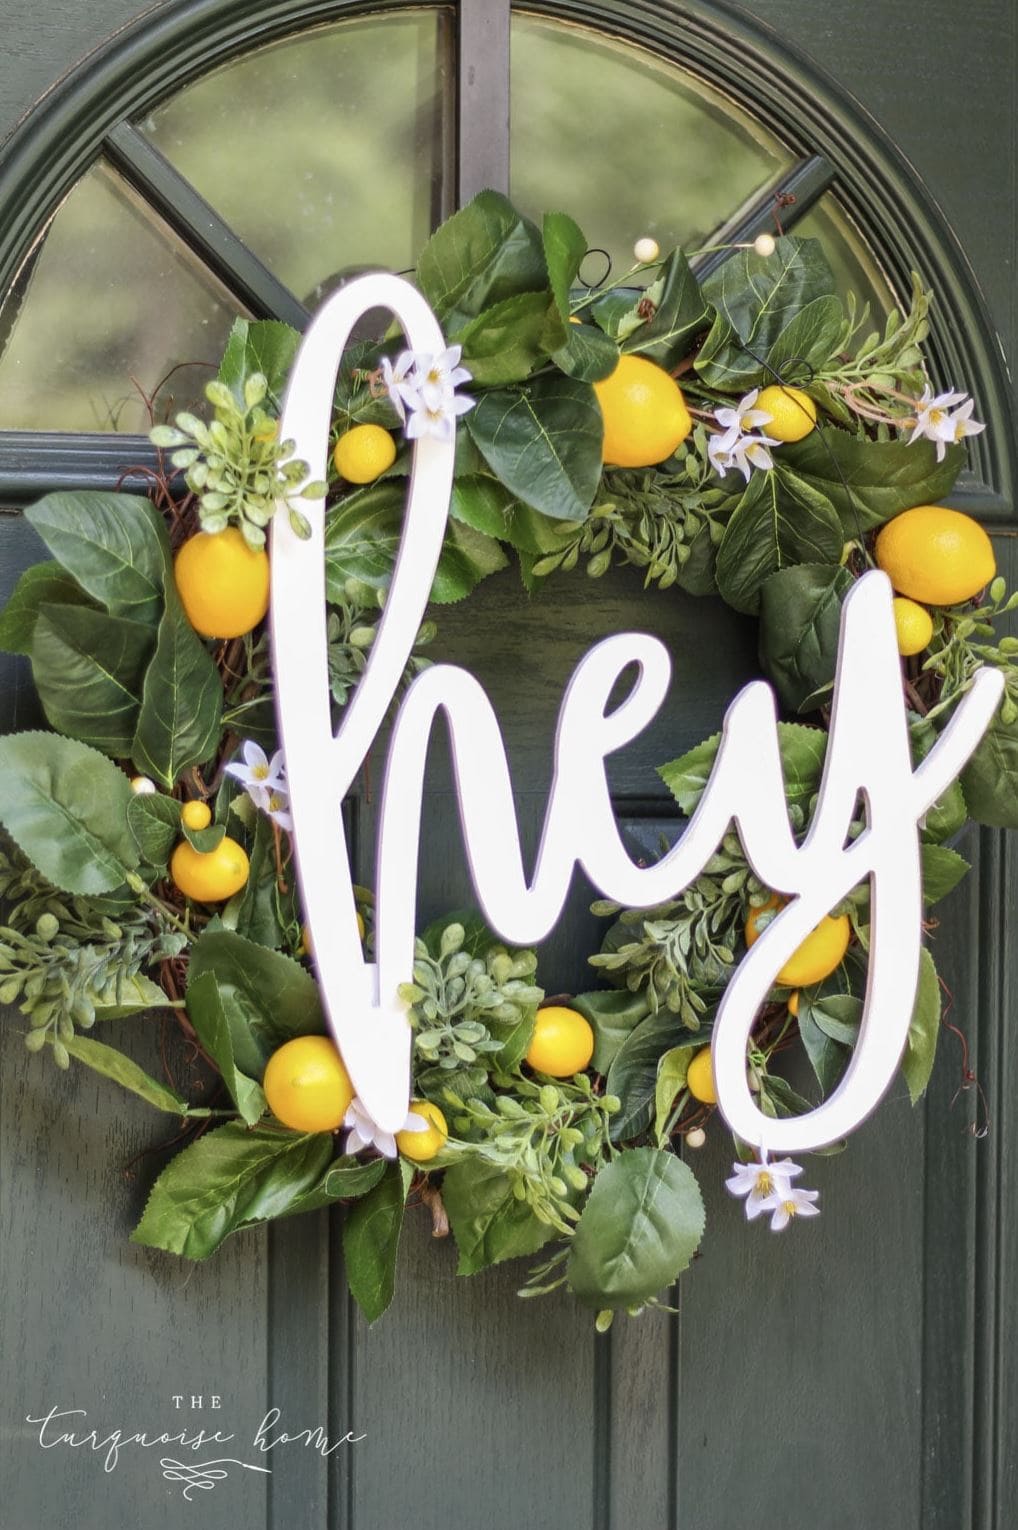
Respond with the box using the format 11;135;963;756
511;14;792;280
794;197;895;316
0;162;243;433
142;11;453;305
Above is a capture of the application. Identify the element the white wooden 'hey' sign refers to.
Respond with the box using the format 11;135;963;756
270;274;1003;1149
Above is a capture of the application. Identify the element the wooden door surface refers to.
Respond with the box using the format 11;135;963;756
0;4;1015;1529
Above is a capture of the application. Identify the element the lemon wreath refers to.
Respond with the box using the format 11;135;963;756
1;192;1015;1327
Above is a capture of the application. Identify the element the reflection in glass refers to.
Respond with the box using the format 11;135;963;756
511;14;792;281
794;197;894;317
0;162;243;433
143;11;453;306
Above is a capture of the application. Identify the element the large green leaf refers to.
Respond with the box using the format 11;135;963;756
779;430;965;536
902;947;942;1103
542;210;587;319
659;721;827;820
696;237;836;389
186;971;267;1125
551;320;620;383
566;1147;705;1309
606;1011;687;1142
281;1155;388;1218
58;1032;190;1114
653;1043;700;1145
715;467;844;615
921;843;971;904
960;703;1018;829
25;492;169;624
0;731;139;894
343;1158;412;1323
31;604;154;756
324;480;508;603
765;295;844;377
0;562;94;655
218;317;301;410
187;930;324;1078
131;593;223;789
621;249;711;368
466;375;602;522
127;790;181;869
442;1159;553;1275
450;476;571;555
131;1122;333;1259
572;989;651;1074
455;290;561;386
416;190;547;326
758;562;853;714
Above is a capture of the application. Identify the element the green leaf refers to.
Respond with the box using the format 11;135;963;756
765;294;844;377
0;562;94;655
58;1032;190;1114
416;191;547;326
187;930;324;1078
621;249;711;368
455;290;560;386
659;721;826;819
606;1011;687;1142
466;375;603;522
131;1122;333;1259
902;947;942;1103
186;971;267;1125
780;431;965;536
442;1159;553;1275
218;318;301;410
26;492;169;624
758;563;854;714
797;1009;848;1096
715;467;844;615
542;211;588;319
127;791;181;869
92;969;168;1020
921;843;971;904
653;1044;699;1145
281;1154;388;1217
960;703;1018;829
324;480;508;603
450;476;571;555
0;731;139;894
572;989;651;1073
343;1158;412;1323
131;592;223;789
566;1147;705;1309
221;811;298;949
31;604;154;756
551;320;620;383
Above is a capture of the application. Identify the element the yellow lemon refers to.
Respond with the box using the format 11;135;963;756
892;597;934;657
686;1047;717;1104
745;894;851;987
263;1035;353;1132
170;836;250;902
180;800;212;831
875;506;996;606
333;424;397;484
525;1006;595;1077
174;527;270;639
396;1100;448;1162
755;384;817;442
787;991;800;1018
593;354;692;468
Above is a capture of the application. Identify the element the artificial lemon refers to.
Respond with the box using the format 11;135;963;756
787;990;800;1018
745;894;851;987
180;799;212;831
593;354;692;468
333;424;397;484
170;835;250;902
686;1047;717;1105
875;506;996;606
263;1035;353;1132
892;596;934;657
396;1099;448;1162
525;1005;595;1078
756;384;817;442
174;527;270;639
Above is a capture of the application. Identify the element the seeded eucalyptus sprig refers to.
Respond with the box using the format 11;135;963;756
327;579;437;707
150;373;327;549
920;575;1018;723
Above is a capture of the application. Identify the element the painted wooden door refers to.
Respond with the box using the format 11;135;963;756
0;3;1015;1528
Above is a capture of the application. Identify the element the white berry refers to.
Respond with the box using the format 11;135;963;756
633;236;660;264
130;775;156;795
686;1127;707;1150
754;232;776;258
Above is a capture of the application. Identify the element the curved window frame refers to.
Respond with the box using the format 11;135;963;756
0;0;1011;513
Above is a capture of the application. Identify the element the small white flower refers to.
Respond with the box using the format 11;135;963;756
907;386;969;461
343;1097;426;1159
224;740;286;799
404;388;475;443
380;350;421;424
725;1153;802;1220
263;786;293;832
709;429;777;482
714;387;774;438
763;1185;821;1231
413;345;472;396
947;396;986;452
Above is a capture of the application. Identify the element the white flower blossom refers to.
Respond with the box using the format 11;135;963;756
946;396;987;453
379;350;420;424
709;429;778;482
906;386;985;463
343;1097;427;1160
763;1185;821;1231
714;387;775;439
381;347;474;439
414;345;472;397
224;740;286;802
726;1153;802;1220
263;786;293;832
404;387;475;443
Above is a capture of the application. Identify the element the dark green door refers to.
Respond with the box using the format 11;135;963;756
1;4;1015;1528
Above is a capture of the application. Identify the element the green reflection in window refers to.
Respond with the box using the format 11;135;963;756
0;162;243;433
511;14;792;281
143;10;453;305
794;197;894;317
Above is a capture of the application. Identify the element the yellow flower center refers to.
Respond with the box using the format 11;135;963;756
782;1199;798;1217
928;408;946;427
268;792;285;812
252;763;269;780
755;1170;774;1195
